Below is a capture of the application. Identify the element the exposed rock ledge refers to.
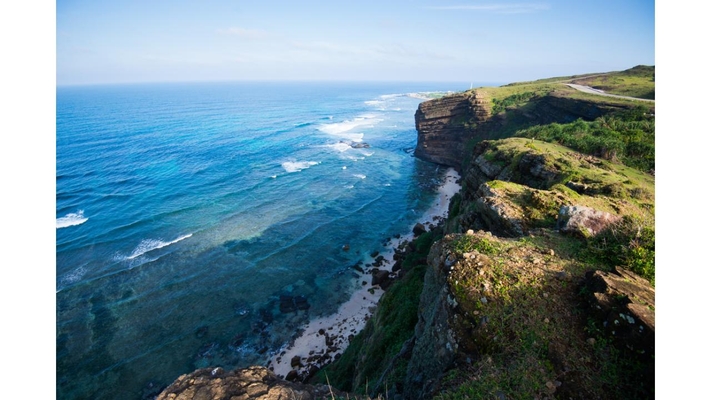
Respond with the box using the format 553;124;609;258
156;366;355;400
414;89;634;170
414;91;490;168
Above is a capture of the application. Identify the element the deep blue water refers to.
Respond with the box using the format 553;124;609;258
56;81;472;399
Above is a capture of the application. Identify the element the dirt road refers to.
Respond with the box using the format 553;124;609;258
566;83;655;102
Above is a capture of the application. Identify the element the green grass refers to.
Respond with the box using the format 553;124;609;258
570;65;655;99
513;107;655;173
312;230;442;394
430;232;654;399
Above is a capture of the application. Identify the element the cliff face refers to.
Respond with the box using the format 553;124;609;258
413;91;490;168
414;90;634;170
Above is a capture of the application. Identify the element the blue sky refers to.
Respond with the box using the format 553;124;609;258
57;0;655;85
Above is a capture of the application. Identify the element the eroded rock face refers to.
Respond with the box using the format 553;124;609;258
404;239;460;399
473;182;526;237
414;91;490;168
155;366;351;400
557;205;622;237
581;267;655;359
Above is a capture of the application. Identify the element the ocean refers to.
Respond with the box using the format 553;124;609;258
56;81;471;399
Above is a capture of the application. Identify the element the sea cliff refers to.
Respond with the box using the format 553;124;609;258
156;66;656;400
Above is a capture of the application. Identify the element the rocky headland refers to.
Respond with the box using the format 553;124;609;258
156;66;655;400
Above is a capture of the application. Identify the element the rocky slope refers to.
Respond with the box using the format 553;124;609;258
156;69;655;400
155;366;357;400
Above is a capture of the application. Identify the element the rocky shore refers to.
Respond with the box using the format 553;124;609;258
266;169;461;382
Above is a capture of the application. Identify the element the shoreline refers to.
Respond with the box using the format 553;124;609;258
267;167;461;379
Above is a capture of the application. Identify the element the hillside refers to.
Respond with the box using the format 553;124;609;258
156;66;655;400
414;66;655;170
315;66;655;399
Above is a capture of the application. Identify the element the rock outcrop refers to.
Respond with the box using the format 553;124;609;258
414;89;635;170
155;366;354;400
557;205;622;237
581;267;655;357
414;91;490;167
403;239;460;398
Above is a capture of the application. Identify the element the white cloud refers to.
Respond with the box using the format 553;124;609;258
426;3;550;14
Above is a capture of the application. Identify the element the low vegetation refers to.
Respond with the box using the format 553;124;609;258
313;229;443;396
312;66;655;399
514;107;655;173
435;231;653;400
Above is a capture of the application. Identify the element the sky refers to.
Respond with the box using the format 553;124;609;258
57;0;655;85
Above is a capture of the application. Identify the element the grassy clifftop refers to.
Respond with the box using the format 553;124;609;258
311;67;655;399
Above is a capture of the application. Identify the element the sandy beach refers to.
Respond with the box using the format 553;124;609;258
267;168;461;379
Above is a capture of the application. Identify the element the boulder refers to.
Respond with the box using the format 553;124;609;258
581;267;655;358
371;268;390;287
413;223;427;237
557;205;621;237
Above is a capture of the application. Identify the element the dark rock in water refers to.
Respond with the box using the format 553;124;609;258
285;369;299;382
294;295;310;310
291;356;302;368
394;233;401;239
279;295;296;313
371;268;390;286
195;326;209;339
258;308;274;324
392;260;403;273
413;223;427;236
196;342;218;358
370;251;380;258
351;142;371;149
279;295;309;313
304;365;320;382
342;244;350;251
228;334;245;349
353;263;365;273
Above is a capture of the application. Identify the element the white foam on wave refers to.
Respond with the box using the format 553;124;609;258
125;233;193;260
353;174;366;179
327;142;352;153
59;265;87;288
364;100;384;106
281;161;319;173
318;114;382;142
56;210;88;229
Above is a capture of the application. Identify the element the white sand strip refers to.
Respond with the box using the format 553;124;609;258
267;168;461;379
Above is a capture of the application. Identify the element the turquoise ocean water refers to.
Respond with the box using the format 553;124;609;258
56;81;475;399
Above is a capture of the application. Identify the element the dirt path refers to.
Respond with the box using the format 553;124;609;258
566;83;655;102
